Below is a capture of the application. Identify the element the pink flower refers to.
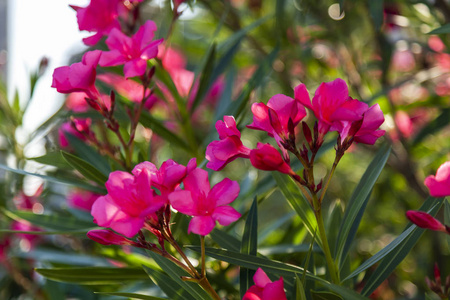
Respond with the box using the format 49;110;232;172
68;189;100;211
65;92;90;112
71;0;121;46
296;79;367;137
424;161;450;197
247;93;306;146
52;50;102;101
91;163;166;237
206;116;251;171
250;143;295;175
99;21;163;78
406;211;449;234
168;168;241;235
87;229;139;246
243;268;287;300
59;119;92;148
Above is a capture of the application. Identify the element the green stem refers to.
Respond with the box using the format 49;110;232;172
318;153;342;204
315;206;340;284
201;236;206;277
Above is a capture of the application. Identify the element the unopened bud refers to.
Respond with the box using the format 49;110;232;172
87;230;138;246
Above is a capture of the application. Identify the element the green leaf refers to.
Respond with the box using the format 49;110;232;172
273;172;322;248
368;0;384;31
61;151;108;185
138;111;191;151
259;243;321;256
275;0;287;39
335;144;391;268
143;265;197;300
190;43;216;114
65;133;111;176
210;228;241;252
146;251;212;300
0;162;105;193
28;152;72;169
187;246;326;283
323;284;369;300
296;275;307;300
311;290;343;300
36;267;148;285
360;197;444;296
413;108;450;146
2;209;95;232
240;198;258;298
95;292;166;300
428;23;450;34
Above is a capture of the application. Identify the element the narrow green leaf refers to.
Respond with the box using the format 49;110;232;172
272;172;322;248
146;251;212;300
360;198;444;296
65;134;111;176
311;290;343;300
240;198;258;298
339;0;345;14
259;243;321;256
61;151;108;185
344;197;443;283
187;246;326;283
190;43;216;114
296;275;307;300
413;108;450;146
36;267;148;285
0;229;94;235
323;284;369;300
275;0;287;39
335;145;391;268
138;111;191;151
0;163;105;193
2;209;94;232
211;41;240;85
210;228;241;252
368;0;384;31
428;23;450;34
28;152;72;169
302;229;317;286
14;249;110;266
95;292;166;300
143;265;197;300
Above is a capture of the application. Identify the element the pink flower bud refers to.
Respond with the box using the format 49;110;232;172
406;210;447;233
87;229;137;246
250;143;294;175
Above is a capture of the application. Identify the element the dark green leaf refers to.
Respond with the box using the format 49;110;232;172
360;197;444;296
143;265;197;300
428;23;450;34
146;251;212;300
272;172;321;248
36;267;148;285
369;0;384;31
311;290;343;300
259;244;321;256
190;43;216;113
95;292;166;300
61;151;108;185
413;108;450;146
210;228;241;252
240;198;258;298
323;284;369;300
28;152;72;169
335;145;391;268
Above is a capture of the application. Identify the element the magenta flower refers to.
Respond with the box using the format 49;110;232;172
250;143;295;175
406;211;449;234
424;161;450;197
68;189;100;211
247;93;306;146
168;168;241;236
52;50;102;101
206;116;251;171
99;20;163;78
242;268;287;300
59;119;93;148
87;229;139;246
91;163;166;237
71;0;121;46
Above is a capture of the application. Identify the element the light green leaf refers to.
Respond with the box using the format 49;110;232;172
259;243;321;256
272;172;322;248
36;267;148;285
428;23;450;34
335;145;391;268
240;198;258;298
296;275;307;300
28;152;72;169
61;151;108;185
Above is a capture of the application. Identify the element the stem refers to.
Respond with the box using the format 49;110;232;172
315;205;340;284
201;236;206;277
318;153;342;204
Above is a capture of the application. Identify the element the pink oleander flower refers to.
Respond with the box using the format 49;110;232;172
168;168;241;236
87;229;139;246
250;143;295;175
243;268;287;300
99;20;163;78
68;189;100;211
206;116;251;171
65;92;90;112
71;0;121;46
59;119;93;148
91;163;166;237
296;79;368;137
247;93;306;146
406;211;449;234
52;50;102;101
424;161;450;197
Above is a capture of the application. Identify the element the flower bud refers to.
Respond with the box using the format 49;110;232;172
87;230;138;246
406;211;447;233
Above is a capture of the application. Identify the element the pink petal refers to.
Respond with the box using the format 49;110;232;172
313;78;349;123
105;171;134;197
109;216;145;238
91;195;123;228
141;39;163;60
168;190;197;215
183;168;210;200
188;216;216;235
294;83;311;109
330;99;368;122
105;28;132;53
99;50;128;67
209;178;240;206
133;20;158;50
247;103;272;134
262;278;287;300
242;286;264;300
253;268;272;288
434;161;450;182
124;59;147;78
212;206;241;226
